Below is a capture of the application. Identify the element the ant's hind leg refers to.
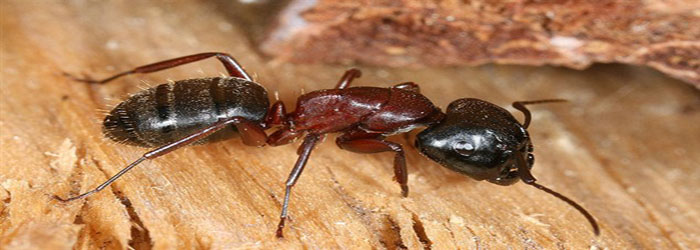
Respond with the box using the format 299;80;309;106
66;52;253;84
233;119;268;147
54;116;264;202
334;68;362;89
335;131;409;197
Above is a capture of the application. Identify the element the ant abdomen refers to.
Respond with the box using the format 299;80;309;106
103;77;269;147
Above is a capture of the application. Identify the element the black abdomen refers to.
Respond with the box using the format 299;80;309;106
103;77;269;147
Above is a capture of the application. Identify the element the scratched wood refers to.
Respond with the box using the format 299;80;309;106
1;1;699;249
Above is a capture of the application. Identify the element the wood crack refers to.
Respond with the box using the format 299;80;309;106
324;167;384;247
0;189;11;227
400;204;434;250
410;212;432;250
90;157;153;249
119;196;153;250
54;140;85;199
463;222;481;249
385;215;407;250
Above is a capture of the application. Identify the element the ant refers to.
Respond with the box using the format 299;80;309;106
56;52;600;237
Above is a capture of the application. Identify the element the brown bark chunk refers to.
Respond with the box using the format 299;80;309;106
261;0;700;86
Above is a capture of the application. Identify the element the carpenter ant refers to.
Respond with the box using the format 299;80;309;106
56;52;600;237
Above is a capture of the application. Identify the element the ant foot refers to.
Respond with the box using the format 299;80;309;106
275;222;285;238
62;71;100;84
52;194;72;202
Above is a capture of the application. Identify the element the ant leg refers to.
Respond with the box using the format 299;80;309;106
276;133;322;238
267;128;304;146
54;116;265;202
234;119;268;147
334;68;362;89
336;131;409;197
392;82;420;93
512;99;567;128
66;52;252;84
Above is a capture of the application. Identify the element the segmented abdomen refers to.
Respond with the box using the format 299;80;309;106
103;77;269;147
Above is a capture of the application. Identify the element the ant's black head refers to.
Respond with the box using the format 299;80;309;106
416;98;531;185
417;98;600;235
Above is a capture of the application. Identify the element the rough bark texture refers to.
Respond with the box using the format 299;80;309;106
1;1;699;249
260;0;700;86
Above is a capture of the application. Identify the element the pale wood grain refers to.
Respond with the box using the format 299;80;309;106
1;1;699;249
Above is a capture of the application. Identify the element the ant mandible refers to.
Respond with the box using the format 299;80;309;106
56;52;600;237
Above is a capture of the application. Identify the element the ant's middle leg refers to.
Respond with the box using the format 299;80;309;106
334;68;362;89
53;116;266;202
66;52;252;84
335;130;409;197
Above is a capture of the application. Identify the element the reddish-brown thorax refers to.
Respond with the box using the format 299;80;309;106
287;87;443;135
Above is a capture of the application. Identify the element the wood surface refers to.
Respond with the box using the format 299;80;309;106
1;1;699;249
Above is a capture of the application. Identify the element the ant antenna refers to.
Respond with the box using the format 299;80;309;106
516;152;600;235
512;99;567;128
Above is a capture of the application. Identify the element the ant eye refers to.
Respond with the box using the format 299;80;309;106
453;141;475;156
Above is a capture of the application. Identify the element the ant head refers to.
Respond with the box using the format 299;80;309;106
415;98;531;185
417;98;600;235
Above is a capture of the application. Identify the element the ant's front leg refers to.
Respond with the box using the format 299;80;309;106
65;52;253;84
275;133;323;238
